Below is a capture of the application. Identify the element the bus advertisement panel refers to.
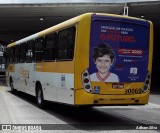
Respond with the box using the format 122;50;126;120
89;15;149;83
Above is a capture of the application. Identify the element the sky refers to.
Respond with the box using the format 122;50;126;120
0;0;158;4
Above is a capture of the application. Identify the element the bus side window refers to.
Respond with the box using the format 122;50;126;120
57;26;76;61
57;30;67;60
10;48;13;63
34;37;44;62
67;27;76;59
15;45;19;63
12;46;15;63
17;45;21;63
19;44;22;63
8;48;11;63
26;40;34;63
5;48;9;64
19;43;27;63
44;33;57;61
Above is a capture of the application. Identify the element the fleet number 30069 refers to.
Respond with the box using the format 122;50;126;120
125;88;142;94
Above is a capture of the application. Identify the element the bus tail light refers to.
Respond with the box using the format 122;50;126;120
82;70;92;93
142;72;151;93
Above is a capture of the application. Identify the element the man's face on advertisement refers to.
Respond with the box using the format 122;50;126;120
95;55;112;74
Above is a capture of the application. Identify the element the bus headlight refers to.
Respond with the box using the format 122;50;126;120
82;70;92;93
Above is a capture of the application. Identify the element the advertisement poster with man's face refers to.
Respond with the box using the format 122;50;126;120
89;14;150;82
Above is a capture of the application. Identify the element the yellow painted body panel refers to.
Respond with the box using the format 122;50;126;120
74;13;91;90
75;89;150;105
91;82;144;94
6;64;15;72
148;21;153;74
96;13;147;22
7;42;16;48
36;61;74;73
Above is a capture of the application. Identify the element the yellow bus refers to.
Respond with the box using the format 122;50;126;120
5;13;153;108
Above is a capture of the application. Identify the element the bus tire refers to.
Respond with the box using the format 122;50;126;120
10;78;16;93
36;84;45;109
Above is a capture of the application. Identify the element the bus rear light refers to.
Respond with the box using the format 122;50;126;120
84;78;89;83
147;75;150;79
83;72;88;77
142;72;151;93
82;70;92;93
145;80;149;85
143;85;148;92
85;85;90;89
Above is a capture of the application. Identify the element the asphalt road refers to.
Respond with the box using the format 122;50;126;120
0;77;160;132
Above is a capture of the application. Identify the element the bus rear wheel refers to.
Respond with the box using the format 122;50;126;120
36;84;45;109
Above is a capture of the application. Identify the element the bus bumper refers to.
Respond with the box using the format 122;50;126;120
74;89;150;105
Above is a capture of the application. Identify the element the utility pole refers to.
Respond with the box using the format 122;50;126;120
123;3;129;16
